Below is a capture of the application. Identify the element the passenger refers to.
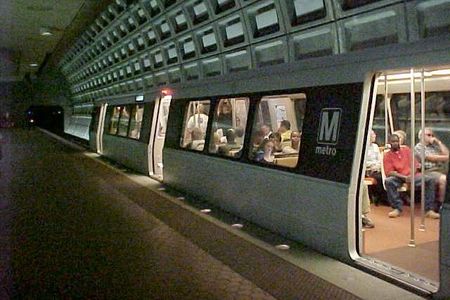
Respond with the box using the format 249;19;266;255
251;130;265;155
278;120;292;142
393;130;407;146
225;129;240;150
188;127;205;151
254;139;275;164
415;128;449;204
366;130;387;203
209;132;220;153
282;131;301;154
187;103;209;137
361;184;375;228
383;134;439;218
215;99;233;135
234;126;245;145
269;132;282;153
260;124;272;140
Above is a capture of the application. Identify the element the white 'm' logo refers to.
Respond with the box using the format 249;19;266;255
317;108;342;145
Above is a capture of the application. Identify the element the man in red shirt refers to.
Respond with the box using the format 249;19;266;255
383;134;439;218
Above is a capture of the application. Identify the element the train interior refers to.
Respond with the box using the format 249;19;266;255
179;93;306;167
360;66;450;286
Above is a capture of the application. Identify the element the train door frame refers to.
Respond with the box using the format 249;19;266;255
96;103;108;154
148;91;172;180
351;66;450;294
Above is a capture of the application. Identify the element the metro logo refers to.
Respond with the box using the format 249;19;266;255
317;108;342;145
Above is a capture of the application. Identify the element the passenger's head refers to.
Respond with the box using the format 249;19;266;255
219;99;232;115
269;132;282;143
393;130;406;145
279;120;291;133
261;124;271;136
418;127;435;145
226;129;236;144
196;103;205;114
389;134;400;151
235;127;244;138
291;131;301;149
191;127;203;140
370;130;377;143
261;139;274;154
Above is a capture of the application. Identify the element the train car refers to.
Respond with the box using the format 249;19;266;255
59;0;450;298
161;40;450;298
89;91;171;179
65;104;94;141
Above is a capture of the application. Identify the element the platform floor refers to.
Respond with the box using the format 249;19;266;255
0;129;425;299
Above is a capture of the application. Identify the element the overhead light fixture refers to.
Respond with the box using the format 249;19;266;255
40;27;53;36
29;63;39;67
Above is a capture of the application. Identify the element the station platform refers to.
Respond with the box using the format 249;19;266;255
0;128;425;299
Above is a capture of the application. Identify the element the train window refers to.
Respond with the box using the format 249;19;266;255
128;104;144;139
108;106;121;135
208;98;249;158
180;100;211;151
118;105;131;136
249;93;306;167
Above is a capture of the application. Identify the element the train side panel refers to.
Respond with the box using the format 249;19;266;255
164;152;351;261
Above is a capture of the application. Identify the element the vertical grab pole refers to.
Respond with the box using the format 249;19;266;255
384;74;389;144
419;69;426;231
408;68;416;248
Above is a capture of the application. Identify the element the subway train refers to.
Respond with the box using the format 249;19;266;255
76;40;450;298
59;1;450;298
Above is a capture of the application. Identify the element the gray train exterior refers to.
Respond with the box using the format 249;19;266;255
162;40;450;298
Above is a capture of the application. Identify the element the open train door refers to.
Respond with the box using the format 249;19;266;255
95;103;108;154
148;90;172;180
359;66;450;294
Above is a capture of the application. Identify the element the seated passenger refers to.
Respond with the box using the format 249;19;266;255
209;132;220;153
260;124;272;140
278;120;292;142
366;130;387;203
187;104;208;136
269;132;283;153
383;134;439;219
282;131;301;154
415;128;449;204
225;129;241;150
254;139;275;164
188;127;205;151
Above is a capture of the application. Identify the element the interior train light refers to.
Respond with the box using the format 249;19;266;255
429;69;450;76
379;72;432;80
161;88;172;96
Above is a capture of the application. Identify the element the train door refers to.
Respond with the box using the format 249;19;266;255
96;103;108;154
148;93;172;180
359;66;450;292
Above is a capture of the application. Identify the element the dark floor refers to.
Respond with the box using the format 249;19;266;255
0;129;275;299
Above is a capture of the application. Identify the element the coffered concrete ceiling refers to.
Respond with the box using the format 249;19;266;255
0;0;111;82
